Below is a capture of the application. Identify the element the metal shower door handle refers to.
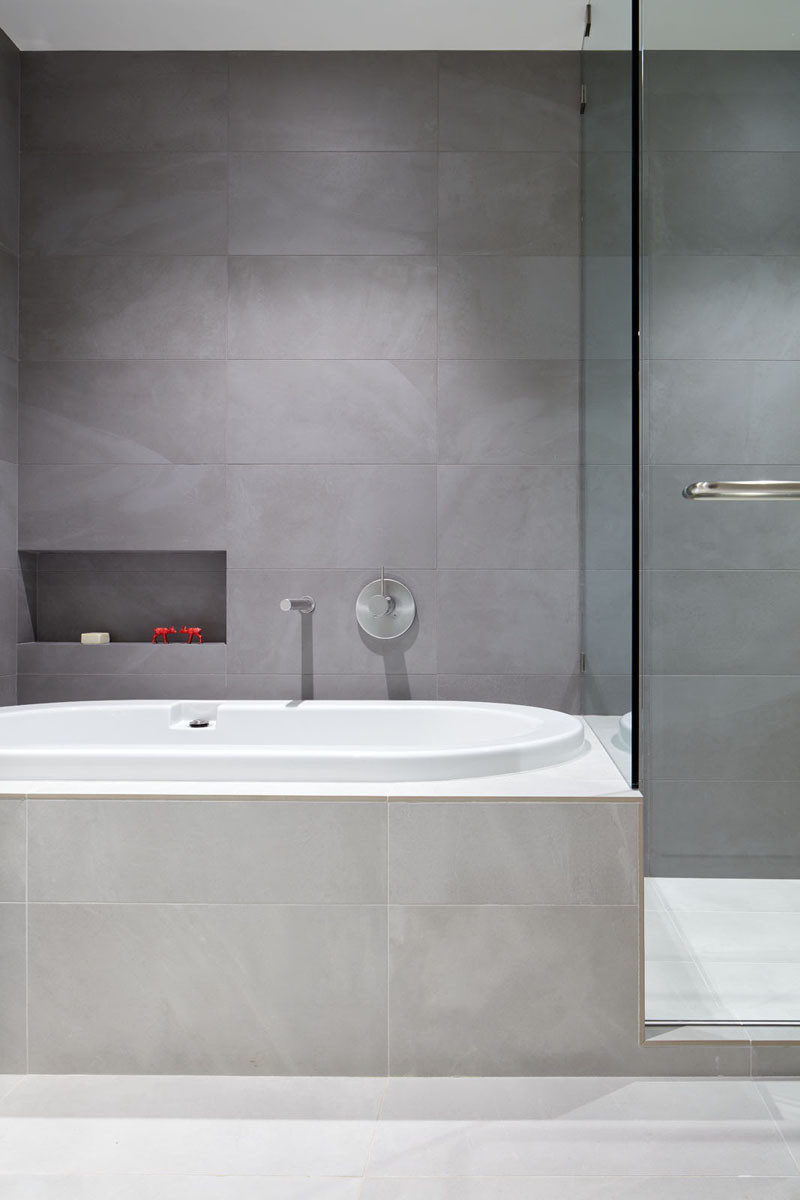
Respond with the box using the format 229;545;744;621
682;480;800;500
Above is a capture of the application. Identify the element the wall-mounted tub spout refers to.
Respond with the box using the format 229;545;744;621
280;596;315;614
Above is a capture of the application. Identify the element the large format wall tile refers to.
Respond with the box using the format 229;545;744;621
648;359;800;465
228;256;437;360
580;52;632;153
229;51;437;151
226;360;436;465
584;466;632;571
647;674;800;782
18;642;226;675
438;360;579;465
22;152;228;255
645;52;800;152
436;672;580;711
19;464;226;550
437;465;579;569
436;570;578;675
226;568;437;676
648;570;800;675
0;905;25;1072
0;798;24;903
229;152;436;255
584;569;632;678
0;569;16;675
226;673;437;701
0;461;17;570
21;256;227;360
29;800;386;904
389;802;638;905
388;904;637;1075
439;52;579;151
0;247;17;359
438;256;579;359
22;52;228;152
20;361;226;465
0;32;18;257
17;673;226;703
649;152;800;256
0;354;18;465
649;256;800;361
582;152;632;256
438;152;579;255
29;903;388;1073
227;465;435;568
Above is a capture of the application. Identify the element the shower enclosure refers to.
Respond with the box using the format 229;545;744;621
639;2;800;1027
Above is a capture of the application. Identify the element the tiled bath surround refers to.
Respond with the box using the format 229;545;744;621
15;50;586;707
0;32;18;706
642;53;800;877
0;785;778;1077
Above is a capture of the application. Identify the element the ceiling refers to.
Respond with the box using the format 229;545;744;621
0;0;796;52
0;0;624;52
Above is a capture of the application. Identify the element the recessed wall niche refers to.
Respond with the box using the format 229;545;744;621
18;551;226;644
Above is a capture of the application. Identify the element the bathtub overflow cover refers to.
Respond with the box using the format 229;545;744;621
189;718;210;728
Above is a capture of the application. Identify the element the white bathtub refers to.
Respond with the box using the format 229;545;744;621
0;699;586;782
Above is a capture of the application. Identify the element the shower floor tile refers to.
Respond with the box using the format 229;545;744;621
645;877;800;1024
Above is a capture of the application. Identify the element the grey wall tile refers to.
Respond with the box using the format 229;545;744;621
227;465;435;568
17;673;226;703
229;152;435;255
229;52;436;151
438;152;579;255
649;152;800;256
18;642;226;674
580;52;633;153
437;465;579;568
226;673;437;701
29;799;386;903
388;904;637;1075
19;464;226;551
648;570;800;675
582;152;632;256
649;782;800;878
0;248;17;359
438;360;579;466
0;799;25;903
0;461;17;570
650;256;800;361
437;570;578;675
648;464;800;570
645;52;800;152
21;256;227;361
648;360;800;465
228;255;436;360
439;256;579;359
29;903;387;1073
22;52;228;152
0;675;15;706
582;360;632;466
226;568;437;675
226;360;436;465
585;466;632;570
0;33;19;258
20;360;226;465
439;52;579;152
389;801;638;905
0;905;25;1072
0;354;18;465
584;570;631;678
582;256;632;360
21;153;228;255
648;674;800;782
32;550;226;643
0;569;17;674
436;673;581;712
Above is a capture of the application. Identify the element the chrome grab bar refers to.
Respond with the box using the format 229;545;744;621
683;480;800;501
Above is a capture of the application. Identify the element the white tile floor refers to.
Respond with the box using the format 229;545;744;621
0;1074;799;1196
646;877;800;1024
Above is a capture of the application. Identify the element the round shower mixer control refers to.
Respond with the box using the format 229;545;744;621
356;567;415;640
367;591;395;618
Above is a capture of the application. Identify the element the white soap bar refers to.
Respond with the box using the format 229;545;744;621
81;632;110;645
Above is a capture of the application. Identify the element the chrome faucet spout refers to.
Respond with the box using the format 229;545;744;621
280;596;315;614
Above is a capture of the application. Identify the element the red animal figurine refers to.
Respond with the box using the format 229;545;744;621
181;626;204;644
152;626;177;644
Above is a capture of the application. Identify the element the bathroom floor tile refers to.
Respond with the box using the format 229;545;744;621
361;1184;800;1200
0;1181;363;1199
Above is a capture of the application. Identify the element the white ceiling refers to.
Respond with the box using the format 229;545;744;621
0;0;796;52
0;0;620;52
